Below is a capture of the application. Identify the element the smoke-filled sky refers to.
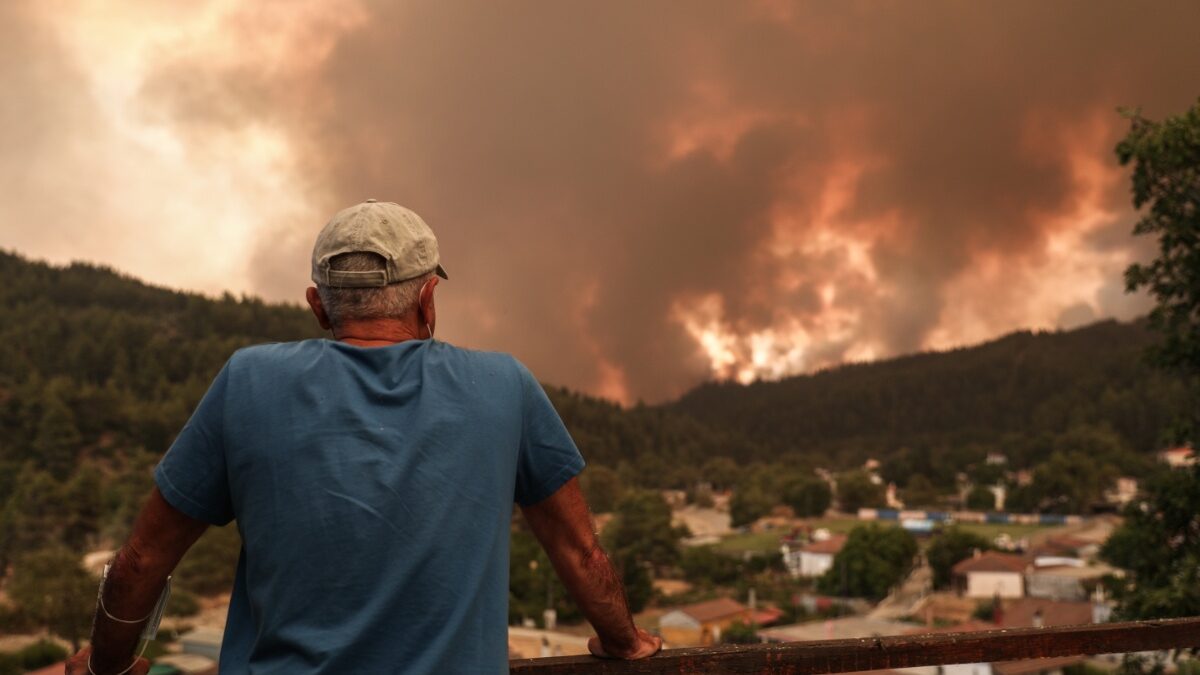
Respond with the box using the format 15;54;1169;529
3;1;1199;402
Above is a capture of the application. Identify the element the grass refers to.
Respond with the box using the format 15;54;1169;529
711;530;787;555
804;518;866;534
951;521;1057;540
711;518;1060;556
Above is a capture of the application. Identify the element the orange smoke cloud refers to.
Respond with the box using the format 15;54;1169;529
3;1;1196;402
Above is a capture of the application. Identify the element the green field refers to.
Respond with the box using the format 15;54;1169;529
710;530;786;555
710;518;1061;556
951;521;1057;540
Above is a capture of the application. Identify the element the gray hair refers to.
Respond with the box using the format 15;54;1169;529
316;252;432;329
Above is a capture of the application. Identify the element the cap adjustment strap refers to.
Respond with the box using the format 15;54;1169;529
325;269;390;288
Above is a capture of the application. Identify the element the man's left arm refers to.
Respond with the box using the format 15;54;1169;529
66;488;210;675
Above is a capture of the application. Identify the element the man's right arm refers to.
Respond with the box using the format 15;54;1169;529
520;477;662;660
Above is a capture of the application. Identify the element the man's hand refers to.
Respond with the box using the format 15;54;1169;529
587;627;663;660
65;646;150;675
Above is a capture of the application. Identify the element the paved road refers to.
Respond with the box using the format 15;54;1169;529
869;562;932;620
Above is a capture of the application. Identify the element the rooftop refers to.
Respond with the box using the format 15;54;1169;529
1027;562;1118;580
998;598;1094;628
667;597;748;623
952;551;1029;575
801;534;849;555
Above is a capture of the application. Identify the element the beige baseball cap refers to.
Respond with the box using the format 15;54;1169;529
311;199;448;288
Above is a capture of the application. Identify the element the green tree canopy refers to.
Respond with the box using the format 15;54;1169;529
32;388;82;480
700;457;741;491
604;490;682;573
965;485;996;512
508;528;580;626
7;547;95;651
0;465;69;571
1022;451;1116;514
721;620;760;644
174;525;242;596
1119;100;1200;402
835;470;885;513
579;465;623;513
602;489;685;612
782;474;832;517
902;474;939;509
730;484;773;528
926;527;992;589
1101;464;1200;620
817;524;917;600
680;546;742;587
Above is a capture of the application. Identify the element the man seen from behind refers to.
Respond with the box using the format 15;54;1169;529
67;199;661;674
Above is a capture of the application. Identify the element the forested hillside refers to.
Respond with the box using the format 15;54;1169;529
0;250;325;570
674;320;1189;471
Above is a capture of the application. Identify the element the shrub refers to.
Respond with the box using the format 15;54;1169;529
166;588;201;617
18;640;68;670
721;620;759;644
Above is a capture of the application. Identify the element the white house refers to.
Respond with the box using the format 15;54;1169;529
1158;446;1196;469
782;534;847;578
1026;561;1119;602
953;551;1029;599
1105;477;1138;505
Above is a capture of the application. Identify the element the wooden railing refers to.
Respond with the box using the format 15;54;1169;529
510;617;1200;674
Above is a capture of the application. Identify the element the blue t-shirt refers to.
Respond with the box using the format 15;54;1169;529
154;339;585;674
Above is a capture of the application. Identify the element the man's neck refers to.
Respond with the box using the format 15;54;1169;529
333;317;423;346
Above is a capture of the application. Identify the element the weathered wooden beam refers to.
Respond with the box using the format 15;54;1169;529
510;617;1200;674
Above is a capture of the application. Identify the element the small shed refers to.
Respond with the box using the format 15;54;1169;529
658;597;752;646
1026;562;1117;601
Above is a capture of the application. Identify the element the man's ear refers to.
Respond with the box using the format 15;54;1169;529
418;276;439;335
305;287;332;331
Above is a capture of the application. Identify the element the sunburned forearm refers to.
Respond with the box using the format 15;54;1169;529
546;538;637;651
520;478;646;654
88;544;171;673
82;489;209;674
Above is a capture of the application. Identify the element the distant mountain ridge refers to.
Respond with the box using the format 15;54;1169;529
671;318;1187;466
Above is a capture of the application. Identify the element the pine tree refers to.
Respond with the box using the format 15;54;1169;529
32;391;82;480
7;547;96;652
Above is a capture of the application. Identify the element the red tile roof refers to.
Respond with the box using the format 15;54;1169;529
677;597;749;623
952;551;1029;575
802;534;848;555
751;606;785;626
998;598;1093;629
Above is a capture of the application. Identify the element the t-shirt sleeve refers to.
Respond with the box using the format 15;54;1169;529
513;361;586;507
154;361;235;525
